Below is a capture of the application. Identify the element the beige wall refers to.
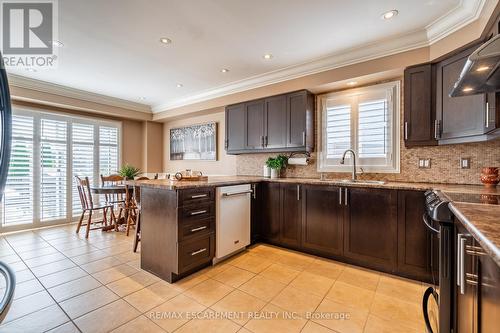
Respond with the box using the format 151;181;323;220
142;121;164;173
163;109;237;175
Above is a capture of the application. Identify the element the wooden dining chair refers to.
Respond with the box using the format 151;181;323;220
132;176;149;252
100;174;125;225
75;176;114;238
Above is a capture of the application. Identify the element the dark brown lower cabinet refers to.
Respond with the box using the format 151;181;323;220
397;190;437;283
455;221;500;333
260;182;281;244
343;187;398;272
301;185;343;257
280;184;302;248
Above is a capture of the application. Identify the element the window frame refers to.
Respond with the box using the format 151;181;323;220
317;80;400;173
0;106;122;233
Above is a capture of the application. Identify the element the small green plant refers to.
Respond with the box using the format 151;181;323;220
118;164;141;180
266;155;288;170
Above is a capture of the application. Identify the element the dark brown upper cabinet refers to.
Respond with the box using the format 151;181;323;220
245;99;266;150
403;64;437;147
225;90;314;154
225;103;246;152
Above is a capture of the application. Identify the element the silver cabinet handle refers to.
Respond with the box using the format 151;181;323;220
344;188;348;206
434;119;440;139
252;184;257;199
485;102;489;128
222;190;253;197
190;210;207;216
191;194;207;199
339;188;342;205
457;233;463;287
296;185;300;201
190;226;207;233
261;135;264;148
265;135;268;146
404;122;408;140
302;131;306;145
191;248;207;256
460;236;467;295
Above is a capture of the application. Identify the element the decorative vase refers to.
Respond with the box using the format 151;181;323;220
480;167;499;187
270;168;280;179
263;165;271;178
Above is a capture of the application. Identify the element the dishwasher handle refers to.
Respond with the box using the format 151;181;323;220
222;190;253;197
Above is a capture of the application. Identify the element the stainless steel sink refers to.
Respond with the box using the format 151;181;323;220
336;179;386;185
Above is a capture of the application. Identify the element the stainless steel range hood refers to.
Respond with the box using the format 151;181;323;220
450;34;500;97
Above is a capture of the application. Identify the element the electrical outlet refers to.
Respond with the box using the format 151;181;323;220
460;157;471;169
419;158;431;169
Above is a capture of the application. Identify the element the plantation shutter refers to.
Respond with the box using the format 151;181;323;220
325;102;351;159
40;119;68;221
72;123;94;214
2;115;34;226
99;126;119;176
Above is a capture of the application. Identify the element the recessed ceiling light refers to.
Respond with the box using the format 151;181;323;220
176;83;183;88
221;68;229;73
381;9;398;20
263;54;273;60
51;40;63;47
462;87;474;92
139;96;146;101
347;81;357;86
160;37;172;44
476;66;490;72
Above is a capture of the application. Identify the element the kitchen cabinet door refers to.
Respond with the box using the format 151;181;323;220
397;190;435;283
477;241;500;333
225;103;245;152
436;45;488;142
260;182;281;244
286;90;314;150
343;187;398;272
403;64;437;146
264;95;287;149
280;183;302;248
301;185;343;257
245;99;265;150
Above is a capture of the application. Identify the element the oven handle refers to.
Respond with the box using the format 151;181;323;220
422;214;439;234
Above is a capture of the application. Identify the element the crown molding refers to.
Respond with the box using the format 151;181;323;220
152;0;487;113
7;74;152;113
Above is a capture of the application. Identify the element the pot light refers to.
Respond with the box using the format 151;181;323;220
382;9;398;20
160;37;172;44
263;53;273;60
51;40;63;47
139;96;146;101
476;66;490;72
347;81;357;86
221;68;229;73
462;87;474;92
176;83;183;88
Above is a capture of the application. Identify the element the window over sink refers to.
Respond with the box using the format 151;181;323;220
317;81;400;173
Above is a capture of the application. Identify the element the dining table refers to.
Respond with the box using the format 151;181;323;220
90;185;134;232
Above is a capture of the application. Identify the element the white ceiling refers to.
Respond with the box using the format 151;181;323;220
6;0;488;114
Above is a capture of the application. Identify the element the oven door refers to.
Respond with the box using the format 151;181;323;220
422;213;440;333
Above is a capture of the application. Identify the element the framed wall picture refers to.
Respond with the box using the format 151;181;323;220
170;122;217;160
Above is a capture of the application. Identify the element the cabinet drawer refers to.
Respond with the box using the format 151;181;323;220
179;202;214;223
180;218;214;241
179;188;214;206
178;234;214;274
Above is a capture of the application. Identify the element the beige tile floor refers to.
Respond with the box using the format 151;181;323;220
0;224;428;333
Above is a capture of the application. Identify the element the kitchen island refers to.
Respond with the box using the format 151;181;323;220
133;176;500;284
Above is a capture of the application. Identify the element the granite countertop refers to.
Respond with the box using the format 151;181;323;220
127;175;496;192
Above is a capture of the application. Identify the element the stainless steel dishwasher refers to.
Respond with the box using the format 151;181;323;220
214;184;252;263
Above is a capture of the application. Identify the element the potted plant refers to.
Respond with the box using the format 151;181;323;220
266;155;288;179
118;164;141;180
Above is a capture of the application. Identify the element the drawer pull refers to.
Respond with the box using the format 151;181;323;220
191;194;208;199
465;279;478;286
465;249;487;256
190;210;207;216
191;248;207;256
190;226;207;233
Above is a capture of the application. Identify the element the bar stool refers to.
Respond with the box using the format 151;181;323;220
132;176;149;252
